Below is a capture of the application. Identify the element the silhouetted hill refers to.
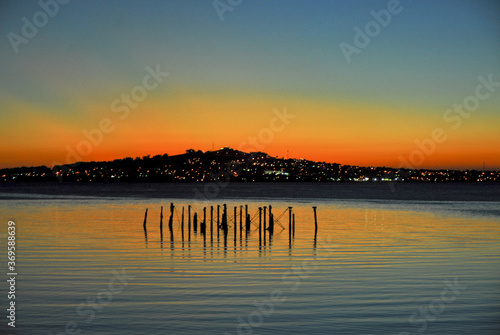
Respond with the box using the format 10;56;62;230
1;148;498;183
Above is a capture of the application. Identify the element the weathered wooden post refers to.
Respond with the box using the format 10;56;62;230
188;205;192;236
170;224;175;246
234;206;237;242
245;204;248;228
168;202;174;231
217;205;220;238
240;205;243;236
181;206;185;240
143;208;148;242
263;206;267;244
259;207;262;242
288;207;292;240
217;204;220;225
194;212;198;232
201;207;207;234
160;206;164;240
313;206;318;235
268;205;274;235
210;206;214;238
168;203;174;244
143;208;148;231
221;204;228;235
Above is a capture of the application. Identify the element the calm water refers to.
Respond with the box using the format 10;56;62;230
1;183;499;334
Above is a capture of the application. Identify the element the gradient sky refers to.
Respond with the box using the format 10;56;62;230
1;0;499;169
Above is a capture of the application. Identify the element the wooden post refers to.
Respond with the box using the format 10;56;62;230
143;208;148;231
168;202;174;231
259;207;262;242
194;212;198;233
217;205;220;238
225;204;229;235
245;204;248;229
288;207;292;240
143;208;148;242
217;204;220;226
181;206;185;240
263;206;267;244
313;206;318;235
202;207;207;234
188;205;191;236
223;228;228;250
221;204;228;235
234;206;237;242
239;206;243;236
210;206;214;238
160;206;164;240
293;213;295;237
171;224;175;246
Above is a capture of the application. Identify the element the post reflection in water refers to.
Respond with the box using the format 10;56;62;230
137;198;500;267
134;197;499;334
142;202;315;261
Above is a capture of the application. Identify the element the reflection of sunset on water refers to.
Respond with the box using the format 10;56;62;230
2;187;499;334
18;198;500;267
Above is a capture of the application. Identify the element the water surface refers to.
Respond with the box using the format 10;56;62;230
1;183;499;334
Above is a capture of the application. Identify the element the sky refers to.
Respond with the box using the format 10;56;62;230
1;0;499;170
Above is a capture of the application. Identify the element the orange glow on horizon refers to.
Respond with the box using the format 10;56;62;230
1;93;499;170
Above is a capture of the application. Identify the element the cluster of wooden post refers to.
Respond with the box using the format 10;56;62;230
143;204;318;242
